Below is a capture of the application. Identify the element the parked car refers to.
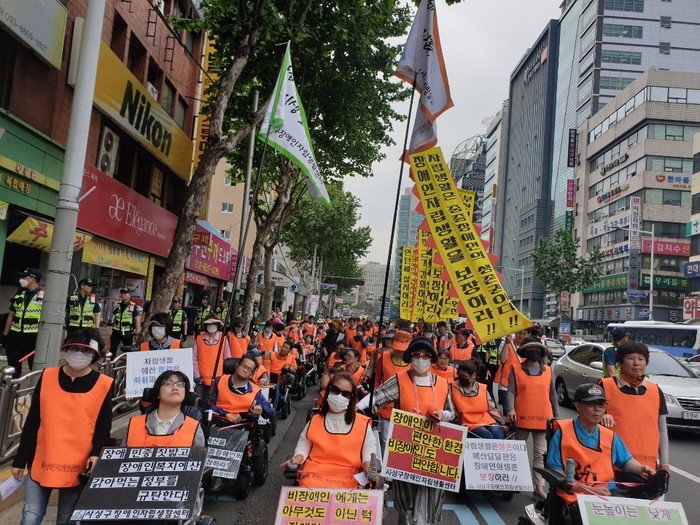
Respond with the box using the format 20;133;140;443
685;354;700;377
543;338;566;361
564;340;586;353
552;343;700;430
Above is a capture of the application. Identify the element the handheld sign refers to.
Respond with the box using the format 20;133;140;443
382;409;466;492
462;438;533;492
577;495;688;525
205;427;248;479
71;447;206;521
274;487;383;525
125;348;194;399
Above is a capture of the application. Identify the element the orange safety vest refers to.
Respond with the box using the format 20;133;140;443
256;334;277;353
556;419;615;505
196;333;224;386
302;323;316;337
431;364;456;384
377;351;411;419
215;375;260;415
140;339;181;351
451;344;474;362
601;377;660;469
453;382;497;429
495;341;523;387
269;351;295;375
126;414;199;447
438;334;453;350
32;368;113;488
227;333;250;359
252;364;268;385
328;352;343;369
396;370;449;416
288;329;301;343
345;327;357;341
300;413;370;489
513;364;553;430
341;365;365;385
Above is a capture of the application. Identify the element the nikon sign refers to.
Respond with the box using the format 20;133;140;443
93;43;193;180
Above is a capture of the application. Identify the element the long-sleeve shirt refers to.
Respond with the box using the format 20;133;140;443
12;367;113;469
506;363;559;417
294;411;377;464
192;332;230;379
208;376;274;419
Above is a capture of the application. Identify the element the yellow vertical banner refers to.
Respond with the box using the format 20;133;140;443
145;256;156;301
457;189;475;221
410;147;531;341
399;246;416;321
411;231;432;321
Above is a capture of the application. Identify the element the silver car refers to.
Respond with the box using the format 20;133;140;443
685;354;700;377
543;338;566;361
552;343;700;430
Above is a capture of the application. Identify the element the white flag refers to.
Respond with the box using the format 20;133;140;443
409;102;438;154
258;43;330;204
396;0;453;121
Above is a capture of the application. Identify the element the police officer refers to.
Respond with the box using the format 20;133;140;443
169;297;188;341
215;299;228;329
194;295;212;333
479;336;502;395
66;278;101;333
2;268;44;378
110;288;142;353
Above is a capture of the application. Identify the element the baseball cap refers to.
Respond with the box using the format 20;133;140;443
393;330;412;351
610;328;627;341
79;278;95;287
18;267;42;281
119;287;131;294
574;383;606;403
381;331;396;341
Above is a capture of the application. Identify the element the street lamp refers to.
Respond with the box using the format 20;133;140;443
500;265;525;312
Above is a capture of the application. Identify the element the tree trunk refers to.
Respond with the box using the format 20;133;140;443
241;228;266;330
261;243;275;319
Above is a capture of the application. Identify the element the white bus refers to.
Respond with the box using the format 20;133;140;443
606;321;700;358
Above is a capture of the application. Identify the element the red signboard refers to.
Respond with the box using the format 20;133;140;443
186;222;231;281
78;164;177;257
184;270;210;287
642;240;690;256
566;179;575;208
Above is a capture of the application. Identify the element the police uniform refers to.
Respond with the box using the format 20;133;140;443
169;308;187;338
5;284;44;378
195;304;212;332
66;292;101;332
110;299;142;352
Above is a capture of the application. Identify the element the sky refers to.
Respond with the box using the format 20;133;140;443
345;0;562;265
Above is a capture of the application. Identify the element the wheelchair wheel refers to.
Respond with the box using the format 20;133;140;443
280;399;289;419
269;411;277;437
235;470;252;500
253;441;269;485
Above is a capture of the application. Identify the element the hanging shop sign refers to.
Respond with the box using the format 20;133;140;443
186;222;231;281
83;237;149;275
596;182;629;204
7;216;91;252
599;153;629;175
642;240;690;256
567;130;578;168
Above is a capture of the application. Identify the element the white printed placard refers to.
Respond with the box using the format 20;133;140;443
125;348;193;399
462;438;533;492
578;495;688;525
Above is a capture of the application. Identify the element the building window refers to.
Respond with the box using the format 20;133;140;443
660;16;672;28
659;42;671;54
220;229;231;241
160;81;175;114
174;96;187;128
604;0;644;12
602;24;643;38
601;49;642;65
600;76;635;90
221;202;234;213
110;13;128;60
224;175;235;186
127;35;147;82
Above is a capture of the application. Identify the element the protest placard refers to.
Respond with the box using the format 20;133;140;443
462;438;533;491
382;409;466;492
274;487;383;525
125;348;194;399
71;447;206;521
577;495;688;525
205;427;248;479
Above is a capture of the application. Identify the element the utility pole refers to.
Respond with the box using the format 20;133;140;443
33;0;107;370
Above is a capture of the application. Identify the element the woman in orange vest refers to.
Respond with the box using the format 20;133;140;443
340;347;365;385
282;372;378;488
327;339;346;369
495;329;527;408
227;320;251;359
247;348;270;385
450;328;475;362
431;349;457;383
505;336;559;500
140;313;182;350
193;314;230;401
454;360;506;439
126;370;205;447
600;341;671;474
11;329;113;525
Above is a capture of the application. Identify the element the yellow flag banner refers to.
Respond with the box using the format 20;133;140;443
457;189;475;221
412;230;433;320
399;246;416;320
409;147;531;341
7;216;91;253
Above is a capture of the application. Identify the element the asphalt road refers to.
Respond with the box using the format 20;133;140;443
201;386;700;524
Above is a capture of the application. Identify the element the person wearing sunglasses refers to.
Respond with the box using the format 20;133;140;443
208;356;273;424
11;329;113;525
282;372;378;488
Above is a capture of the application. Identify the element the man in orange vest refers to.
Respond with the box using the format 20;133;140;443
496;329;528;409
450;328;475;362
193;315;230;400
209;355;274;423
546;383;655;509
227;320;251;359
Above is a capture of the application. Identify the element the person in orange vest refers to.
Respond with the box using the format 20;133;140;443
360;336;454;525
301;316;317;339
431;348;457;383
227;320;251;359
287;320;302;343
496;329;528;409
282;372;378;488
451;328;475;362
269;340;298;381
140;313;182;350
344;318;357;342
327;339;346;369
272;322;286;348
246;348;270;385
209;355;274;423
11;329;113;525
505;336;559;501
454;360;506;439
340;347;365;386
349;324;369;365
436;321;453;351
193;314;231;401
126;370;205;447
600;341;671;475
546;383;655;508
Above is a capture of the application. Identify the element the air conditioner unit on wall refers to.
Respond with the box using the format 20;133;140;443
145;81;159;101
98;126;119;176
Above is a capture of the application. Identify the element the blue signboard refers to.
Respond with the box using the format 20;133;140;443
684;261;700;279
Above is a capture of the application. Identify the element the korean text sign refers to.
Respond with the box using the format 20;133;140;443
462;439;533;491
578;495;688;525
382;409;466;492
125;349;194;399
205;428;248;479
274;487;383;525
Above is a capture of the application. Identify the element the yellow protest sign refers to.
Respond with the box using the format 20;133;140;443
399;246;416;320
7;216;91;252
83;238;149;275
409;147;531;341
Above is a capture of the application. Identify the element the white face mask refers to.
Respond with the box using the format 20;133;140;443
151;326;167;339
411;357;432;374
327;393;350;413
264;327;272;336
19;278;29;288
206;324;219;334
65;351;93;370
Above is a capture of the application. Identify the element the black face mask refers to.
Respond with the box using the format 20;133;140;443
524;349;542;362
457;376;471;387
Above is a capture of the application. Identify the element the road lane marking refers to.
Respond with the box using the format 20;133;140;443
469;492;506;525
670;464;700;485
386;501;480;525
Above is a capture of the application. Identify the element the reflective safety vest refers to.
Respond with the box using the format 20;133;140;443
216;306;228;322
482;340;500;365
377;352;410;419
396;370;449;416
453;382;497;429
170;309;184;335
10;289;44;334
302;323;316;338
196;333;224;386
256;333;277;354
299;413;370;489
215;375;260;415
32;368;112;488
227;333;251;359
140;338;181;351
67;293;96;328
195;305;212;326
602;345;619;377
601;377;660;469
269;352;295;376
438;333;453;351
126;414;199;447
513;365;553;430
114;302;137;333
451;344;474;362
556;418;615;506
495;341;522;387
431;364;456;384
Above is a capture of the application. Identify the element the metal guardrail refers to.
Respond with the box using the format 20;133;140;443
0;352;139;462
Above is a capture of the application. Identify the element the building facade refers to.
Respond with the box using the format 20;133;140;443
482;103;509;249
392;187;422;298
685;133;700;320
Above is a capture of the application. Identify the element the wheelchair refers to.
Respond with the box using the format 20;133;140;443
270;369;296;420
517;419;670;525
